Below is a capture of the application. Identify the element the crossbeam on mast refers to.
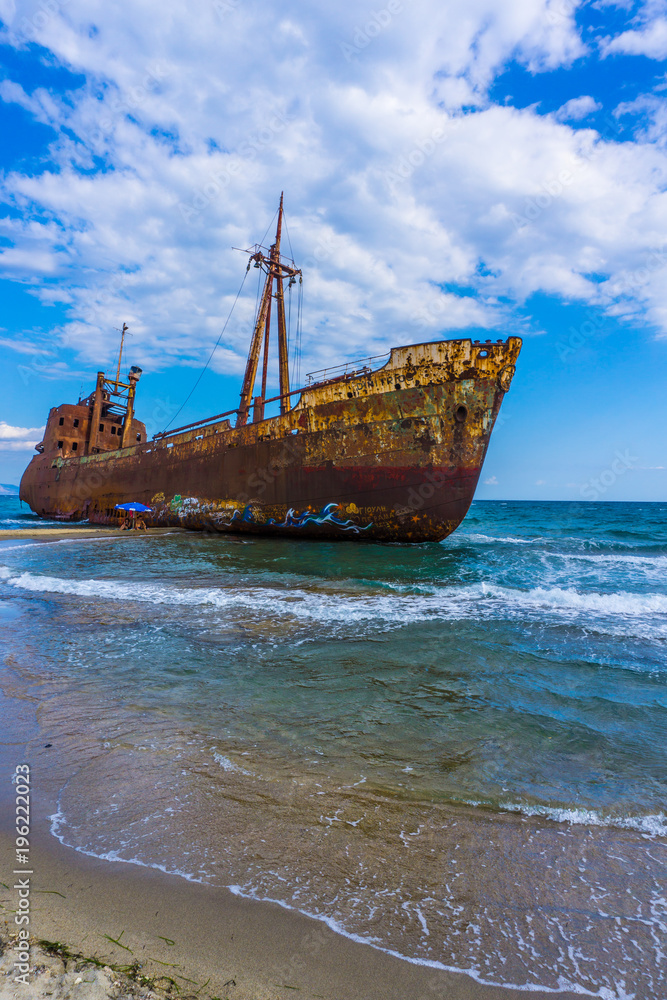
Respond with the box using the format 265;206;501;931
236;193;302;426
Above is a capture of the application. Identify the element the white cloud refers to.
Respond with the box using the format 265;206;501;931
554;96;602;121
602;16;667;59
0;0;665;390
0;337;51;356
0;441;43;451
484;475;499;485
615;94;667;147
0;421;45;450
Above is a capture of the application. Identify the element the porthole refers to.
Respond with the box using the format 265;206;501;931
478;350;489;358
455;405;468;423
72;442;78;451
57;440;63;448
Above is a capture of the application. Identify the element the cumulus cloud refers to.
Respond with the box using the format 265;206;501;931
0;0;666;392
554;95;602;121
615;93;667;147
0;337;51;356
0;421;45;450
602;16;667;59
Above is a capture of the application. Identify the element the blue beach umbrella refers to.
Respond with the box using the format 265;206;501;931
114;502;152;512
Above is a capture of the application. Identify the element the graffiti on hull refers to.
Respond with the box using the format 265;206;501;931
266;502;373;533
156;494;373;534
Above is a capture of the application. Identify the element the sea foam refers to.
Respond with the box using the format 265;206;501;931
2;566;666;633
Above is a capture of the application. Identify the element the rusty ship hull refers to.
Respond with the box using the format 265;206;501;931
20;338;521;543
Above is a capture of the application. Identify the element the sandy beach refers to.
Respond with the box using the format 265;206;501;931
0;529;180;542
0;637;582;1000
0;821;583;1000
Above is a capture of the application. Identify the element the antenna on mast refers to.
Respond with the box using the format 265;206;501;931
114;323;130;389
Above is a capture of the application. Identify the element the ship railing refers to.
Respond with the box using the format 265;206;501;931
304;352;390;387
152;384;307;442
152;354;391;443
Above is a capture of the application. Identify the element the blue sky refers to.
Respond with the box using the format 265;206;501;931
0;0;665;499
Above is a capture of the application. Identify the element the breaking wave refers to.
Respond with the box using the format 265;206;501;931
493;802;667;837
2;565;666;640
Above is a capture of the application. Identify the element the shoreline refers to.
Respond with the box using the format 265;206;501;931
0;669;583;1000
1;504;659;999
0;822;583;1000
0;528;181;541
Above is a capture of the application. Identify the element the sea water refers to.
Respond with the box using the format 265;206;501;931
0;497;665;997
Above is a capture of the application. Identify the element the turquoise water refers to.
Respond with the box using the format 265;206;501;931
1;498;666;996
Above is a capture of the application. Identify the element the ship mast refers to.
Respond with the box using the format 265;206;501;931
237;194;302;427
114;322;129;390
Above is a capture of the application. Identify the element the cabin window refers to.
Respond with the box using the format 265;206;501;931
73;418;79;428
71;442;78;451
136;433;141;441
99;423;105;432
57;440;63;448
111;426;117;435
59;417;65;426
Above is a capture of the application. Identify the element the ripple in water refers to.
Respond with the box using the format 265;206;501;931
0;500;665;998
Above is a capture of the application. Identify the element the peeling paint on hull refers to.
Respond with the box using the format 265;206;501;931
20;338;521;543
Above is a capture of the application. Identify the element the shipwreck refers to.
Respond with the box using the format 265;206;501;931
20;197;521;542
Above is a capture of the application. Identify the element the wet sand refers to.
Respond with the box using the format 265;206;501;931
0;528;180;541
0;821;583;1000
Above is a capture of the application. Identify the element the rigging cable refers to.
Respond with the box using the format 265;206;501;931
258;208;278;252
282;207;301;384
292;276;303;386
282;210;295;265
161;267;250;433
251;255;263;329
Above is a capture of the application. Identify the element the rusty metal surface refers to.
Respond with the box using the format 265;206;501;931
20;337;521;543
